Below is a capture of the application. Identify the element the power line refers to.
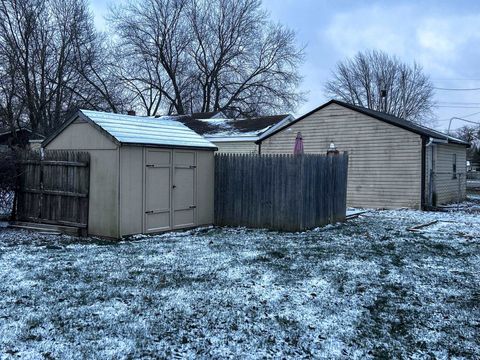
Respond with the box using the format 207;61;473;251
439;111;480;122
434;105;480;109
432;78;480;81
437;102;480;105
433;86;480;91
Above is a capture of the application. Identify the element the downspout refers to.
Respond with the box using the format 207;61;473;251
425;137;435;208
421;137;427;210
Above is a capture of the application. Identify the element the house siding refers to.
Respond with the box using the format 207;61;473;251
433;143;467;204
212;141;258;154
260;103;423;209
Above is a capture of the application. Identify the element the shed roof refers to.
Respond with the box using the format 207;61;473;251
257;100;469;146
43;110;217;150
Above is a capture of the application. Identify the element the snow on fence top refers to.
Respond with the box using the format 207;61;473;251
80;110;217;149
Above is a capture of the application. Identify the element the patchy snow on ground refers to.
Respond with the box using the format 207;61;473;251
0;206;479;359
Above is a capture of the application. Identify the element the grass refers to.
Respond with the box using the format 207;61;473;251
0;204;479;359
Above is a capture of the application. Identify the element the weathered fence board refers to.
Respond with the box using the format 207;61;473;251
214;153;349;231
15;150;90;229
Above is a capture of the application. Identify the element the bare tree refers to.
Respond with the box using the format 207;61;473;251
108;0;304;116
0;0;130;136
325;50;435;124
454;125;480;164
109;0;192;115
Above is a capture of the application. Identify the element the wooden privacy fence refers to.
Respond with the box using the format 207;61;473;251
215;153;349;231
15;150;90;229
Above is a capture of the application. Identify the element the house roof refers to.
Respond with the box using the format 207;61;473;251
190;111;224;119
43;110;217;150
176;114;292;138
257;99;470;146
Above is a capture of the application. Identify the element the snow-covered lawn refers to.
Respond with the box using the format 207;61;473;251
1;206;479;359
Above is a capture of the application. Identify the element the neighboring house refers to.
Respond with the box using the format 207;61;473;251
257;100;469;209
177;114;294;154
468;160;480;172
191;111;226;120
466;143;480;172
42;110;217;239
0;128;45;150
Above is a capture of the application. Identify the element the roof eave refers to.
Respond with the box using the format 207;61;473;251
120;142;217;151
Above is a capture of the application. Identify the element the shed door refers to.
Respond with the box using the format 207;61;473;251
145;149;171;232
173;151;196;228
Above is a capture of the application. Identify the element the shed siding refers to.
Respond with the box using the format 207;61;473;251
196;150;215;225
45;120;120;238
212;141;258;154
47;119;117;150
434;143;467;204
119;146;144;236
261;103;423;209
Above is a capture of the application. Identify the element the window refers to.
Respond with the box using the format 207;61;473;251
452;154;457;179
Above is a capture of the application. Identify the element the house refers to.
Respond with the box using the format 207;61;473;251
176;114;294;153
190;110;226;119
257;100;469;209
0;128;44;150
42;110;217;239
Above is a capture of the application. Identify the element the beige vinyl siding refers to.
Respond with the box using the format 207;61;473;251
45;119;120;238
261;103;423;209
434;143;467;204
212;140;258;154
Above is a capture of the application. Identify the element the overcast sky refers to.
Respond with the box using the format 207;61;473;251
90;0;480;131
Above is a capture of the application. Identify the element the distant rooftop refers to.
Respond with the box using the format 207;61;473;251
176;114;293;138
190;111;225;120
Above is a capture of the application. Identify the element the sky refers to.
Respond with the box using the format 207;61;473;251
90;0;480;131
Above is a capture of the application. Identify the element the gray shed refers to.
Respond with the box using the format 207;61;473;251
42;110;217;239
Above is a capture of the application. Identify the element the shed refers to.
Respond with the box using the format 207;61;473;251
42;110;217;238
257;100;469;209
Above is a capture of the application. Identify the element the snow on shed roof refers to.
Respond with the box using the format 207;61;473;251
45;110;217;150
